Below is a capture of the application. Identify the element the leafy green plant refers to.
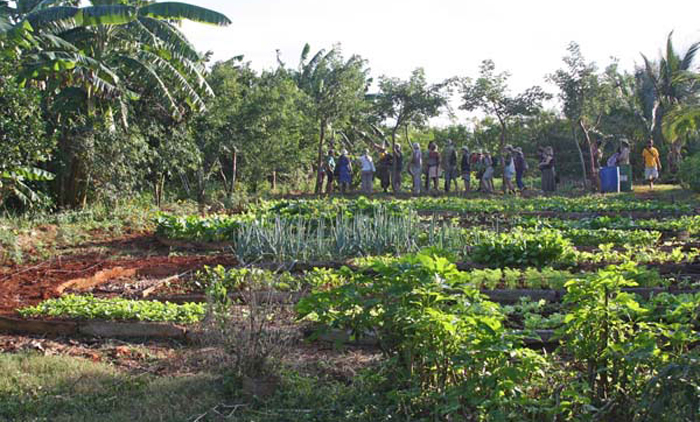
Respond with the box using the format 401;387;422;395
470;228;573;268
298;252;546;419
554;264;695;420
18;295;205;324
678;152;700;192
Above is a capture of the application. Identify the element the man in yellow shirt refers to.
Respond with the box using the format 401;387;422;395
642;139;662;189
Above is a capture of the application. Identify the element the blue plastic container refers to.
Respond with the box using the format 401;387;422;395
600;166;620;193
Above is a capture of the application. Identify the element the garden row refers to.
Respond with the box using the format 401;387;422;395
14;256;700;333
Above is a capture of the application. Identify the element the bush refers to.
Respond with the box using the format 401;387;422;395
678;153;700;192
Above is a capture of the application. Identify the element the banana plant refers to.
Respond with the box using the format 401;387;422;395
0;166;54;207
2;0;231;123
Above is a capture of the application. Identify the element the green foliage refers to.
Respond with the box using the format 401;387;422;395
556;264;698;420
470;228;573;268
298;252;545;419
0;60;51;173
564;228;661;247
374;67;449;140
18;294;205;324
678;152;700;192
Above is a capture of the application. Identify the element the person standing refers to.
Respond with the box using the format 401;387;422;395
427;142;440;192
503;146;516;194
460;146;471;194
514;147;528;191
642;139;662;190
607;148;621;167
336;149;352;194
408;142;422;195
374;143;392;193
322;149;336;194
539;147;556;192
618;140;630;165
443;139;458;193
392;144;403;193
360;149;376;194
482;152;494;193
424;141;434;191
474;150;485;192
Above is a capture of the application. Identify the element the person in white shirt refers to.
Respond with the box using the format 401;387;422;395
359;149;376;194
408;142;422;195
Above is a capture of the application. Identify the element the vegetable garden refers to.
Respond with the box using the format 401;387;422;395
2;193;699;421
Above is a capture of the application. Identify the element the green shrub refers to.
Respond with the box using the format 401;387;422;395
678;152;700;192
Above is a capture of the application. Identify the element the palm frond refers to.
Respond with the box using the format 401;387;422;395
663;103;700;141
680;40;700;71
138;2;231;26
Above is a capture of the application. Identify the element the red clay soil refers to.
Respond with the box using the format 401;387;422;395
0;253;237;316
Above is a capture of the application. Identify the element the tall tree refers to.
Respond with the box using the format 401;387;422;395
460;59;549;190
549;42;617;189
640;32;700;173
374;68;449;184
295;44;369;194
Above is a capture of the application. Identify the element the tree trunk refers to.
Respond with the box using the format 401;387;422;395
314;119;326;194
391;126;398;193
196;168;206;212
271;170;277;191
499;120;507;193
669;140;682;176
571;124;588;188
228;149;237;199
579;120;599;191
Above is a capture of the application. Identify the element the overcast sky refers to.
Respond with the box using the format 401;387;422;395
181;0;700;125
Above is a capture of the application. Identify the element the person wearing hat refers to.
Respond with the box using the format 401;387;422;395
408;142;423;195
443;139;458;193
336;149;353;194
514;146;528;191
392;143;403;193
460;146;471;194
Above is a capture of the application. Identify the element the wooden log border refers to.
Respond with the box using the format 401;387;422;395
0;315;191;341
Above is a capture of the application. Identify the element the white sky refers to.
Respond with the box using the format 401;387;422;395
181;0;700;125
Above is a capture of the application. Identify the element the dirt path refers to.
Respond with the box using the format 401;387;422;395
0;241;236;315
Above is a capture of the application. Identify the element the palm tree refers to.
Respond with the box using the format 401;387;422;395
1;0;231;206
639;32;700;173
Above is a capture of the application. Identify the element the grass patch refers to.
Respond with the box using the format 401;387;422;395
0;352;394;422
0;352;225;422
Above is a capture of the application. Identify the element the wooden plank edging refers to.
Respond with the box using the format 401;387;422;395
0;315;188;340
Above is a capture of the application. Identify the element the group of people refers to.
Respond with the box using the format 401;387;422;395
320;137;665;195
319;140;560;195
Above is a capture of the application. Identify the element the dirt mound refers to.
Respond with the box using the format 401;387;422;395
0;253;236;315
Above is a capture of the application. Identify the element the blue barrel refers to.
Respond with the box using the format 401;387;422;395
600;167;620;193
